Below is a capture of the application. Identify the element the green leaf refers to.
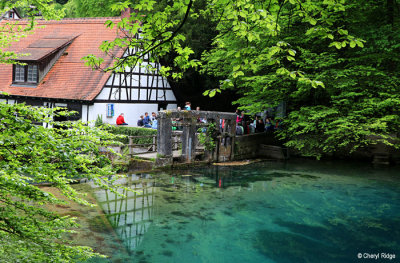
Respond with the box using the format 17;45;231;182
334;42;342;49
233;65;240;71
287;55;295;61
233;71;245;78
309;18;317;26
356;40;364;48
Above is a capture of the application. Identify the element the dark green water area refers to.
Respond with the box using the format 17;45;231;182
84;159;400;263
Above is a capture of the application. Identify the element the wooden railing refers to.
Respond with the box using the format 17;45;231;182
128;135;157;154
127;132;182;155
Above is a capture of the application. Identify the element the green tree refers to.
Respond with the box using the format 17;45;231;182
63;0;118;18
202;0;400;158
0;3;128;261
0;102;126;262
56;0;69;4
85;0;400;158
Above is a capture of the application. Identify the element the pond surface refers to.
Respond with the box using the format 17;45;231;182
84;160;400;263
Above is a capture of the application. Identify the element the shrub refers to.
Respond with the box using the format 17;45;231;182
105;126;157;145
95;115;103;127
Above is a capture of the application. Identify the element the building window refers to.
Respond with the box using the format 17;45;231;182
9;12;14;18
15;65;25;81
27;65;38;82
13;64;38;84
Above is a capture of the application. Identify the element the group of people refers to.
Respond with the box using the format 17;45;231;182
173;102;207;130
116;105;281;135
235;109;279;135
115;112;158;129
115;102;197;129
137;112;158;129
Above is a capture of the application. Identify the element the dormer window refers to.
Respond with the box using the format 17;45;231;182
12;35;77;86
13;64;38;84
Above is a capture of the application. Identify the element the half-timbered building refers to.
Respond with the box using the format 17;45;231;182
0;8;21;20
0;16;178;125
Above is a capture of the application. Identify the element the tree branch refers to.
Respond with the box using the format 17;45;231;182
109;0;194;72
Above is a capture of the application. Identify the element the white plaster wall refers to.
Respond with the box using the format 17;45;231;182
105;74;171;89
88;103;159;126
82;104;89;123
87;102;178;126
166;104;177;110
96;86;176;101
0;99;16;104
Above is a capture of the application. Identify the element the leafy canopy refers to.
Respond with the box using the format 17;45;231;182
88;0;400;157
0;102;128;262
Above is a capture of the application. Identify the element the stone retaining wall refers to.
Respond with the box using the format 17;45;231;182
233;133;282;160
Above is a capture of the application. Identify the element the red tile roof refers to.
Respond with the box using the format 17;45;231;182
0;17;123;101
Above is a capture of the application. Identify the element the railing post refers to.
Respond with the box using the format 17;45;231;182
157;114;172;157
129;136;133;155
229;119;236;160
181;117;197;163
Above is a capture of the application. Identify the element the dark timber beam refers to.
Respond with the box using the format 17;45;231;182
158;110;236;120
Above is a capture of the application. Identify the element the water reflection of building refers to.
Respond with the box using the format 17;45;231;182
92;174;155;252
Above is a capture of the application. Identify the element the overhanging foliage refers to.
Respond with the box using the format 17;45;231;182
0;102;125;262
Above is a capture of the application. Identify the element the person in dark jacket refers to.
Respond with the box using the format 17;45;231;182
255;119;265;133
137;115;144;127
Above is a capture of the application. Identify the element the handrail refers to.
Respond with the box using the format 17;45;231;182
128;135;156;138
127;132;182;154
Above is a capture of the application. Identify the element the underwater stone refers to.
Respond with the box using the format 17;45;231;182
161;250;174;257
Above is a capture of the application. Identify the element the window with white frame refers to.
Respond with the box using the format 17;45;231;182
27;65;38;82
13;63;38;84
15;65;25;81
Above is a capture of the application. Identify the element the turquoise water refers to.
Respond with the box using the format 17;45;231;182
86;160;400;263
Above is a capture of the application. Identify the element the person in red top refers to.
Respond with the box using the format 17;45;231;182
116;113;128;125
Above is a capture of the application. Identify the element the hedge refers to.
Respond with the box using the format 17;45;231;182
105;126;157;145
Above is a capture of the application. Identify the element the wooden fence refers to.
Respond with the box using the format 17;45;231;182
127;132;182;155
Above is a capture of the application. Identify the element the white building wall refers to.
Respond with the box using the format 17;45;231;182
86;102;177;126
0;99;16;104
166;104;177;110
82;104;89;122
